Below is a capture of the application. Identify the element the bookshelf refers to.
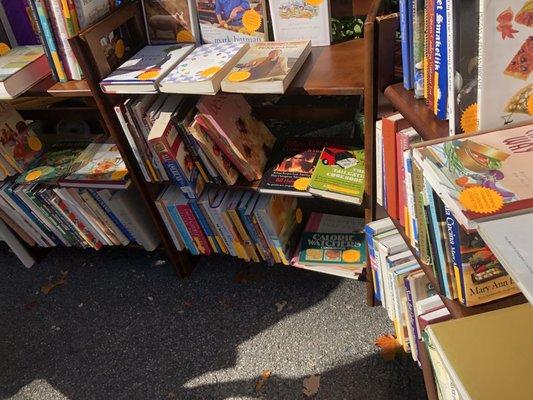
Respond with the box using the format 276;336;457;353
25;75;92;98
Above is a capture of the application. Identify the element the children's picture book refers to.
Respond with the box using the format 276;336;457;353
196;94;276;181
478;0;533;131
258;137;324;196
73;0;110;29
16;141;90;184
60;142;130;189
159;42;248;94
308;146;365;204
297;212;366;271
100;44;194;93
195;0;267;44
413;124;533;229
220;40;311;94
99;26;136;73
268;0;331;46
141;0;200;44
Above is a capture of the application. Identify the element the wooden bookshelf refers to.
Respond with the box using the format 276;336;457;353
25;75;92;98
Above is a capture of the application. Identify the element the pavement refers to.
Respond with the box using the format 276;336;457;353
0;245;426;400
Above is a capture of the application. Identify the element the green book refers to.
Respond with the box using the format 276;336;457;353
308;146;365;204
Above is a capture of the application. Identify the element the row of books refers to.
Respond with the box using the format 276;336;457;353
115;92;366;205
365;218;452;363
376;113;532;306
399;0;533;134
101;40;312;95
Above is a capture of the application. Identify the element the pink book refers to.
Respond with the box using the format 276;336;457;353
176;204;212;256
196;94;276;181
417;306;451;332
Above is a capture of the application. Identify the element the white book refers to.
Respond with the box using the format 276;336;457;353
100;44;194;93
268;0;331;46
0;217;35;268
477;214;533;305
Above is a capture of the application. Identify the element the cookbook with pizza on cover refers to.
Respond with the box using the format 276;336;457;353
478;0;533;131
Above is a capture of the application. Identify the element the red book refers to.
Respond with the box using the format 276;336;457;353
382;113;410;220
417;306;451;332
396;127;419;226
176;203;212;256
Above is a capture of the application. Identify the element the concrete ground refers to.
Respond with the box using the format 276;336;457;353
0;246;426;400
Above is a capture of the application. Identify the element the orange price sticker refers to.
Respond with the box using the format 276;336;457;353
305;0;324;5
177;29;194;43
242;10;262;33
227;70;251;82
114;39;125;59
342;249;360;263
25;169;42;182
295;208;303;224
27;136;42;151
460;103;478;134
458;186;504;214
200;66;221;78
527;95;533;116
111;170;128;181
0;43;10;56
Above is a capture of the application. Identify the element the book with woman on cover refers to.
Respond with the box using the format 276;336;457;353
221;40;311;93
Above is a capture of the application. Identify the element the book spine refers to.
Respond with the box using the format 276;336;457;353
39;190;84;246
154;198;184;251
221;210;249;261
45;0;81;80
254;208;289;265
55;197;102;249
412;161;430;263
382;118;399;219
79;190;124;246
208;206;237;257
404;277;420;362
189;200;219;253
373;238;388;308
413;0;425;98
176;204;211;256
399;0;413;89
27;0;59;81
1;0;40;45
444;208;466;305
0;194;44;246
476;0;485;131
446;0;455;134
434;0;448;120
59;0;76;36
426;0;436;110
404;151;418;248
166;201;198;255
227;208;259;262
198;200;228;254
397;132;410;227
364;226;381;302
239;208;267;262
89;189;135;243
424;183;447;294
66;0;79;32
31;0;67;82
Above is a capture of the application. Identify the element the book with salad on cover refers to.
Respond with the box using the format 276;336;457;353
141;0;200;44
16;141;90;185
59;142;130;189
412;123;533;230
308;146;365;204
220;40;311;94
100;44;194;93
258;137;325;196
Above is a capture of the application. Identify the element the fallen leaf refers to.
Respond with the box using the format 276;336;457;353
302;374;320;397
255;369;271;393
152;259;167;267
147;296;154;301
183;300;193;308
41;271;68;295
218;297;233;310
375;334;402;361
24;300;38;311
167;392;177;400
275;301;287;312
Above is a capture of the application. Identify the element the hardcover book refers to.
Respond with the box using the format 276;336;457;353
413;124;533;229
159;42;248;94
196;94;276;181
60;142;130;189
308;146;365;205
220;40;311;94
0;0;40;45
141;0;200;44
73;0;110;29
478;0;533;131
268;0;331;46
100;44;194;93
196;0;268;44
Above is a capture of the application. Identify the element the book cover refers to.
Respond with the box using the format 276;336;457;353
197;94;275;181
16;141;89;184
220;40;311;94
414;124;533;227
298;212;366;271
308;145;365;205
196;0;267;44
258;137;324;196
0;102;42;172
99;25;136;74
142;0;199;44
0;0;40;45
268;0;331;46
0;45;46;83
72;0;110;30
100;44;194;92
478;0;533;131
60;142;130;188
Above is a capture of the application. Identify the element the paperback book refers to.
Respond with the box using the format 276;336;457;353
141;0;200;44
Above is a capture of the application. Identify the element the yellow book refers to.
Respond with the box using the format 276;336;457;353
227;208;260;262
427;304;533;400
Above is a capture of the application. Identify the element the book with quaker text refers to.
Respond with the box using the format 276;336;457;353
141;0;200;44
412;123;533;230
196;0;268;44
196;94;276;181
220;40;311;94
159;42;248;94
478;0;533;131
100;44;194;93
308;146;365;204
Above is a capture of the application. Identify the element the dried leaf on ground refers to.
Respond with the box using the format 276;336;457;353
41;271;68;295
375;334;402;361
255;369;271;393
167;392;177;400
218;297;233;310
302;374;320;397
275;301;287;312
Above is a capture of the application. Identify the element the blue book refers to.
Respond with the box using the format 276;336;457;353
89;189;135;243
189;200;220;253
434;0;448;120
399;0;413;89
166;200;198;255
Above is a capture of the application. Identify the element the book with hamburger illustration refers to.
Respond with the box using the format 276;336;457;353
220;40;311;94
478;0;533;131
412;123;533;230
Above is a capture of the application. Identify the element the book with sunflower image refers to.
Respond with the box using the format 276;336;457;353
100;44;194;94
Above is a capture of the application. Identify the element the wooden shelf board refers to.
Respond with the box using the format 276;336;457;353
288;39;366;96
383;83;448;140
24;75;92;98
387;213;527;319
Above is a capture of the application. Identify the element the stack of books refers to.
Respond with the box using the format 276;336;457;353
399;0;533;134
0;103;159;251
